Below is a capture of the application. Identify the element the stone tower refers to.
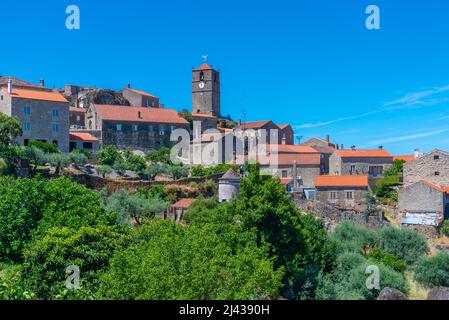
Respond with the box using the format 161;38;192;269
192;63;220;117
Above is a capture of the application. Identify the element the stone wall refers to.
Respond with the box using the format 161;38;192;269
403;150;449;187
295;199;387;232
265;164;320;188
316;187;368;211
329;153;393;177
398;181;445;213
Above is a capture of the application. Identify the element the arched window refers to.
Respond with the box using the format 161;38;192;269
199;71;204;81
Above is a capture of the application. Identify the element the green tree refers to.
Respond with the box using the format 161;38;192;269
144;163;166;181
113;160;127;176
102;189;168;226
178;108;193;127
96;165;113;178
165;164;189;180
45;153;71;175
414;252;449;288
28;140;60;154
0;157;8;175
69;151;88;167
22;226;131;299
331;222;379;254
441;220;449;237
98;220;283;300
0;114;22;147
379;227;429;265
98;146;122;166
365;247;406;273
145;147;171;164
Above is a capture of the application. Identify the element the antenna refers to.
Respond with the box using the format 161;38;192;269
296;135;303;145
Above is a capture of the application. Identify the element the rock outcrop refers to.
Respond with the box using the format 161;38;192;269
427;287;449;300
377;288;407;300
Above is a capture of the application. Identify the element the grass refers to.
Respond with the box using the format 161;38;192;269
406;272;428;300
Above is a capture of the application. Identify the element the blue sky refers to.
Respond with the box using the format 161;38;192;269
1;0;449;154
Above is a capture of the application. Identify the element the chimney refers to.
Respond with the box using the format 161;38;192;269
7;79;12;93
351;145;356;151
414;148;421;158
39;79;45;87
340;144;344;150
127;83;131;89
137;111;142;119
326;134;330;142
237;119;241;127
282;134;287;145
378;145;383;150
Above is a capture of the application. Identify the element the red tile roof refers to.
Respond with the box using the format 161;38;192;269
124;88;157;98
69;132;99;142
2;87;68;103
259;144;318;154
93;104;189;125
279;178;293;185
192;113;217;119
240;120;273;130
393;155;415;162
236;153;321;166
69;107;87;113
195;64;213;71
419;180;449;193
336;149;392;158
278;124;291;130
170;198;197;209
315;175;369;188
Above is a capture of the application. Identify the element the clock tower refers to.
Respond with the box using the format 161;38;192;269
192;62;220;117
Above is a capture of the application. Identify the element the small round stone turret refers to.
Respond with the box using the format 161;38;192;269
218;169;240;202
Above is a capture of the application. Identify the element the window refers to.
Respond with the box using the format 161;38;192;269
148;125;155;132
24;139;29;146
369;166;383;176
23;123;30;131
52;140;58;147
52;109;59;117
23;106;31;115
51;124;59;132
83;142;93;149
76;115;81;122
435;171;440;176
434;155;440;160
171;125;176;132
346;191;354;200
116;124;122;132
1;96;3;101
200;71;204;81
281;170;288;178
329;192;338;200
350;165;356;174
132;124;138;132
160;125;166;135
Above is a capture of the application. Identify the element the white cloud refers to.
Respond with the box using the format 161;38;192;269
294;111;379;129
363;128;449;147
384;84;449;109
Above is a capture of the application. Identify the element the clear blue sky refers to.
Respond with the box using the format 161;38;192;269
2;0;449;154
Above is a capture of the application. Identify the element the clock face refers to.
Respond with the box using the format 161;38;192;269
198;81;205;89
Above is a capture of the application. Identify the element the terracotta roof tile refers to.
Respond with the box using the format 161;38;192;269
170;198;197;209
336;149;392;158
236;153;321;166
93;104;189;125
259;144;318;154
69;132;99;142
240;121;273;130
195;64;213;71
2;87;68;103
393;155;415;162
278;124;290;130
419;180;449;193
124;88;157;98
192;113;217;119
315;175;369;187
69;107;87;113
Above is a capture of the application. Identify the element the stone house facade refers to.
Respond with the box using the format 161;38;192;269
86;104;189;152
69;131;100;153
278;124;294;145
301;136;337;174
403;149;449;187
69;106;86;128
398;180;449;218
192;113;218;133
121;87;160;108
0;84;70;152
329;149;393;178
315;175;370;211
237;120;286;145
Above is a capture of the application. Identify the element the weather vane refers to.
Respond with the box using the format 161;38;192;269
201;54;208;64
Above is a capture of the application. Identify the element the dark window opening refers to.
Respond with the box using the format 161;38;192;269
199;71;204;81
83;142;93;149
434;155;440;160
435;171;440;176
24;139;29;146
52;140;58;147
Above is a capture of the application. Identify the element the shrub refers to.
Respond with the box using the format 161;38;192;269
69;152;88;167
441;220;449;237
98;146;121;166
413;252;449;288
22;226;131;299
96;165;113;178
28;141;60;154
145;147;171;164
379;227;429;265
365;247;406;273
331;222;379;254
0;157;8;175
113;160;127;176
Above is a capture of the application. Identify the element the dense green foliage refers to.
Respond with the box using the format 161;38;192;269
98;220;283;299
365;247;406;273
441;220;449;237
0;114;22;147
22;226;131;299
414;252;449;288
145;147;171;164
379;227;429;265
28;141;60;154
191;164;239;177
374;160;405;204
98;146;122;166
0;176;116;261
331;222;378;254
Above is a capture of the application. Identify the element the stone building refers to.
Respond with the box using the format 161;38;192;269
69;132;100;153
69;106;86;128
121;86;160;108
315;175;370;211
192;63;220;117
329;148;393;178
403;149;449;187
398;180;449;218
237;120;285;145
168;198;197;222
218;170;240;202
86;104;189;152
278;124;294;145
0;81;70;152
301;135;336;174
192;113;218;133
